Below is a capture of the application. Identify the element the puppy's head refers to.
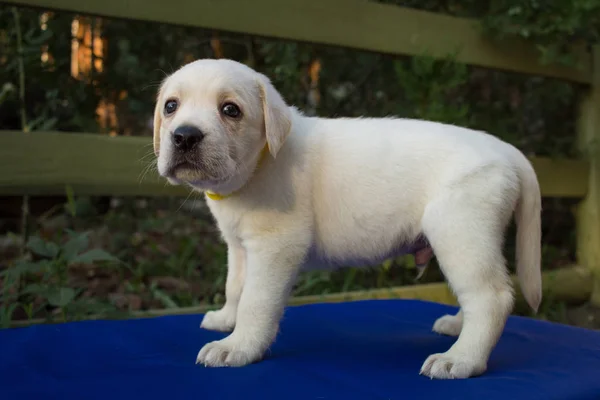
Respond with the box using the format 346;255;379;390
153;59;291;193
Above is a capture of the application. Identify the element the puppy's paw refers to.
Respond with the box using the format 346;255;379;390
432;314;462;337
420;352;486;379
196;337;263;367
200;309;236;332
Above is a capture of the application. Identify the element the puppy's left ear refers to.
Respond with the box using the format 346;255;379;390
152;85;165;157
257;73;291;158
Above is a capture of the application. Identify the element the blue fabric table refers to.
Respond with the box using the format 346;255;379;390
1;299;600;400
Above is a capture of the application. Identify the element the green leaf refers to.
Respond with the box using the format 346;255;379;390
62;231;91;262
65;185;77;217
47;287;76;307
37;117;58;131
25;29;53;46
0;303;20;328
23;302;35;319
0;82;15;103
69;249;119;265
0;260;51;277
21;283;50;297
67;298;119;317
342;268;358;292
27;114;58;131
151;287;178;309
382;259;393;271
26;236;59;258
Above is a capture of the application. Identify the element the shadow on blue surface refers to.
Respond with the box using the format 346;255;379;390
1;299;600;400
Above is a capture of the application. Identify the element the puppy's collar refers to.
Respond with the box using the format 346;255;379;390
205;144;270;201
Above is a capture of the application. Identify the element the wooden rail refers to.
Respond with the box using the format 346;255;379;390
0;130;590;198
2;0;600;316
576;46;600;306
3;0;593;83
0;131;189;197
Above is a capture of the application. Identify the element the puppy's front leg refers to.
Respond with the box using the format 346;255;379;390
200;243;245;332
196;236;305;367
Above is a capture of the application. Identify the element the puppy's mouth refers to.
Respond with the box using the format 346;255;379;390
166;160;229;186
168;160;199;174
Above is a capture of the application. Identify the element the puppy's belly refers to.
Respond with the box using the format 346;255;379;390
301;236;430;271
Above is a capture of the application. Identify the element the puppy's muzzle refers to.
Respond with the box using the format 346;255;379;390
173;125;204;152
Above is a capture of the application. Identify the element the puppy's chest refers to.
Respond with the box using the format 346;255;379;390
206;201;245;238
207;201;284;241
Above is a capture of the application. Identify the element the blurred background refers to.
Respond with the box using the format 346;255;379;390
1;0;598;329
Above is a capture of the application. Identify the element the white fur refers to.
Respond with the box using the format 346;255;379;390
153;59;542;379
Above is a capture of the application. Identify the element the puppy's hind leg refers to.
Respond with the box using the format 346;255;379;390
432;309;463;337
419;186;516;379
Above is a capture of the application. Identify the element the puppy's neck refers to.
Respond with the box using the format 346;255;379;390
204;143;270;201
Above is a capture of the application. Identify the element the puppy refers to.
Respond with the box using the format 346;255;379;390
153;58;542;379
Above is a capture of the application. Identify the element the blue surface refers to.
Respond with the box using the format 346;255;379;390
1;299;600;400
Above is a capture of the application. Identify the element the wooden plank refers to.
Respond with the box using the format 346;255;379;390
0;130;590;198
4;0;592;83
576;45;600;307
0;130;190;197
8;265;593;328
529;156;589;198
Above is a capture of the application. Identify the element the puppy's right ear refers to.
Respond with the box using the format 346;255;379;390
153;87;164;157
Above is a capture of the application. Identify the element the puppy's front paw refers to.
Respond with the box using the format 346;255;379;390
432;314;462;337
420;352;486;379
200;309;236;332
196;337;263;367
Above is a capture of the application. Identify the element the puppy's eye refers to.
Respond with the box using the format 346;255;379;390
164;99;178;116
221;103;241;119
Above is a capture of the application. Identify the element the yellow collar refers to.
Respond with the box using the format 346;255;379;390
205;144;270;201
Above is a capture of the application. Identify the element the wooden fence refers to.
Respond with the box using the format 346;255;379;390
2;0;600;317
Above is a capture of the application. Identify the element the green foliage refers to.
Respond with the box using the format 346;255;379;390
0;7;100;132
393;53;470;125
379;0;600;67
0;230;121;326
480;0;600;66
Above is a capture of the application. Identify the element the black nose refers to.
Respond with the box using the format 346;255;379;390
172;125;204;151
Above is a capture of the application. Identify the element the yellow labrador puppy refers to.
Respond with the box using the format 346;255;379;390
153;58;542;379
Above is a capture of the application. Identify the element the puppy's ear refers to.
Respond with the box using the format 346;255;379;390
257;73;291;158
153;85;164;157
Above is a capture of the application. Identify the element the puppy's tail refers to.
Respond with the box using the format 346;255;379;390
514;152;543;312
